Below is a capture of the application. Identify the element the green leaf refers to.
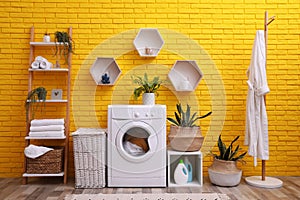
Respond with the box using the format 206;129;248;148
167;117;179;126
217;135;226;159
175;112;181;125
223;145;231;160
176;103;182;115
186;104;191;124
232;152;247;161
188;112;197;126
198;111;212;119
229;145;240;160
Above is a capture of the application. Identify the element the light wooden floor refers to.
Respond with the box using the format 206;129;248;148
0;177;299;200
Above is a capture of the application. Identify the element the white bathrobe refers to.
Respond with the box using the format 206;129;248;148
245;30;270;166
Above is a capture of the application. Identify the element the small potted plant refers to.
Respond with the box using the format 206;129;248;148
208;135;247;187
167;103;212;151
54;31;74;65
25;87;47;122
132;73;163;105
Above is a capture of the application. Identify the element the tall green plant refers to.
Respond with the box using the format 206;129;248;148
211;135;247;162
167;103;212;127
132;73;163;100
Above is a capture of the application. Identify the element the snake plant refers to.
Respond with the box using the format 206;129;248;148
212;135;247;162
167;103;212;127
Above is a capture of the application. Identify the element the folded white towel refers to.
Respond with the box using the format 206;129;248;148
29;130;65;137
31;118;64;126
30;125;65;132
24;144;53;159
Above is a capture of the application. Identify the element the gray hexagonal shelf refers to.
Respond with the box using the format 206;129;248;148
90;57;121;85
168;60;203;91
133;28;164;57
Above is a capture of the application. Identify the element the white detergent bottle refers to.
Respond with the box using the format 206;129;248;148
184;156;193;182
174;159;188;185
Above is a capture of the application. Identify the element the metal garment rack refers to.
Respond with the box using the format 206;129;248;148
245;11;283;189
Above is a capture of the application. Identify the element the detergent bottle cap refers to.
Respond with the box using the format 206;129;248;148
179;159;184;164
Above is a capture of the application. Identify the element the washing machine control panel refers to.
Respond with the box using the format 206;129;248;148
110;105;165;120
133;111;155;119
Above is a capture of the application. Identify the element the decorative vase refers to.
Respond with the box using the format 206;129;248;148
142;93;155;105
168;125;204;152
208;158;242;187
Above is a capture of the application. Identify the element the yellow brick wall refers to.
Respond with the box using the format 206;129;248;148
0;0;299;178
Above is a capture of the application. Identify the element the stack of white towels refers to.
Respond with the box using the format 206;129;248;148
29;118;65;138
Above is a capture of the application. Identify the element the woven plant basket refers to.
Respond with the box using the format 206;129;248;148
168;125;204;152
26;147;63;174
208;158;242;187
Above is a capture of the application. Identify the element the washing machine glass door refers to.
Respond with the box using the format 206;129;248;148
116;121;158;163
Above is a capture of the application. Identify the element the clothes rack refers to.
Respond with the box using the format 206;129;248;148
245;11;283;189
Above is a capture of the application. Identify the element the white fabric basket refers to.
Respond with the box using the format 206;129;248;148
72;128;106;188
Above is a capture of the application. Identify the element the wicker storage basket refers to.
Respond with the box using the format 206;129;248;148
72;128;106;188
26;147;64;174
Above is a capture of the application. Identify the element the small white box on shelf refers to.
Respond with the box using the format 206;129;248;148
168;60;203;92
90;57;121;85
133;28;164;57
167;150;203;187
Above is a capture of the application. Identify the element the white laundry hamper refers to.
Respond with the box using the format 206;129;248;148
72;128;106;188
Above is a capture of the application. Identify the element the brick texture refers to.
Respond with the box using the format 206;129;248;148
0;0;299;178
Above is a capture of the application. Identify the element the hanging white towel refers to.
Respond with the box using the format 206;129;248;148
31;118;65;126
30;125;65;132
245;30;270;166
24;144;53;159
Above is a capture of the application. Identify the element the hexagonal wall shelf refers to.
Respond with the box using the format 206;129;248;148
133;28;164;57
168;60;203;92
90;57;121;85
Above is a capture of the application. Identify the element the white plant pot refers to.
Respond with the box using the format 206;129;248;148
142;93;155;105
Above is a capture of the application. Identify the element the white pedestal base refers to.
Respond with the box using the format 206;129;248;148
245;176;283;189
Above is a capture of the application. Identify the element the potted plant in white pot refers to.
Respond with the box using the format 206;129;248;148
167;103;212;152
208;134;247;187
132;73;163;105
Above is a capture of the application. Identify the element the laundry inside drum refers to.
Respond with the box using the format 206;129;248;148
123;127;150;156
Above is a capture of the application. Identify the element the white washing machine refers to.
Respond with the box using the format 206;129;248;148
107;105;166;187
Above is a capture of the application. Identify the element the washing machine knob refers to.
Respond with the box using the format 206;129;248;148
134;112;140;118
145;113;149;117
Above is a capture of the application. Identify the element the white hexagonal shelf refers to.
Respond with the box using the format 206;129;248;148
90;57;121;85
133;28;164;57
168;60;203;91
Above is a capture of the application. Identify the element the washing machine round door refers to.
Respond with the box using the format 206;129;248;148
115;121;158;163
